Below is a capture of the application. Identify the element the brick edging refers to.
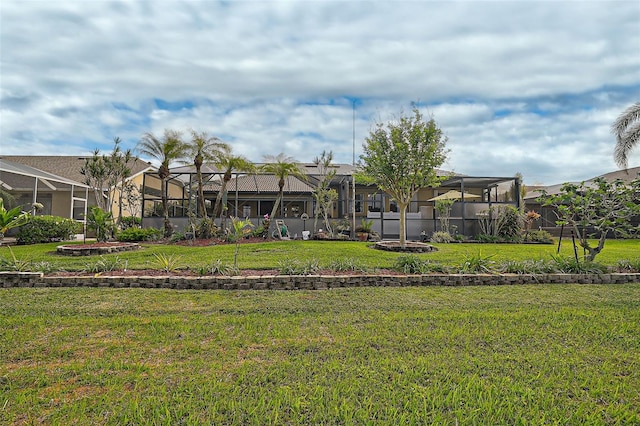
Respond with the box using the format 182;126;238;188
1;272;639;289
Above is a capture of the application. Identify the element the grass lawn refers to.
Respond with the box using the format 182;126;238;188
2;239;639;273
1;285;639;424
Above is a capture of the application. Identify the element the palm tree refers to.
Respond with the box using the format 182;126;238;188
612;102;640;169
183;130;230;218
211;150;255;219
260;153;308;219
137;129;187;237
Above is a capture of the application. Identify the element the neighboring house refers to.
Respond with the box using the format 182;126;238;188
143;163;521;239
0;158;90;220
524;166;640;234
1;155;155;218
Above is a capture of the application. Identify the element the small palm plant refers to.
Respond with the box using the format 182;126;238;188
86;207;115;242
0;199;31;244
229;217;254;273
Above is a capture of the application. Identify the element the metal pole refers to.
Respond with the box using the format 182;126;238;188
352;100;356;239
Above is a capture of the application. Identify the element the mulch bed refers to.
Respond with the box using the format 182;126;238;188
47;268;402;277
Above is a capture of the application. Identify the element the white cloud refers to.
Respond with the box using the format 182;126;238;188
1;0;639;184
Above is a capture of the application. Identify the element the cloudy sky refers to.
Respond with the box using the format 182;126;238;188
1;0;639;185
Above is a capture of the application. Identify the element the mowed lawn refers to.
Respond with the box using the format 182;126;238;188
2;285;639;424
2;239;639;272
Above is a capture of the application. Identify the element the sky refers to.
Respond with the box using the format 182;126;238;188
1;0;639;185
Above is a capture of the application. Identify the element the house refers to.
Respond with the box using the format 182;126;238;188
524;166;640;235
0;158;90;219
141;163;521;240
1;155;156;220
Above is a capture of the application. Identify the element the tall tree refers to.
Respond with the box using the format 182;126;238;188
211;150;255;220
136;129;187;237
81;148;109;211
260;153;307;219
612;102;640;169
81;137;135;218
312;150;338;234
110;139;135;226
183;130;230;218
359;107;448;248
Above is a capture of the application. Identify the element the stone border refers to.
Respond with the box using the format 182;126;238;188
1;271;639;289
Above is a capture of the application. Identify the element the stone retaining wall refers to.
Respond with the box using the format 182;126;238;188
1;272;639;289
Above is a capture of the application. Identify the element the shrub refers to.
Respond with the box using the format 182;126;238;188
117;227;162;242
0;246;57;273
616;259;640;273
278;258;320;275
150;253;183;272
197;259;234;276
86;207;114;242
119;216;141;229
327;257;370;273
393;254;449;274
16;215;80;244
430;231;453;243
523;229;554;244
86;255;126;273
498;259;557;274
477;205;524;242
458;252;497;274
550;255;608;274
169;232;187;243
196;217;220;239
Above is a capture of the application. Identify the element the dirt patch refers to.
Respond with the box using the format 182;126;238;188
374;241;438;253
56;242;141;256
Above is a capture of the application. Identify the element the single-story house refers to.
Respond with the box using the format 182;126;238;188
1;155;156;220
524;166;640;235
142;163;521;240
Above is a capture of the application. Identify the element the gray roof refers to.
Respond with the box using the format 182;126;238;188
0;158;90;189
524;166;640;200
1;155;155;185
204;174;315;193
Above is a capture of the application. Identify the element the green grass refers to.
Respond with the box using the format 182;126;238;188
2;239;639;273
1;285;639;424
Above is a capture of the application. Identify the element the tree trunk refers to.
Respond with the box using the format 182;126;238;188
270;192;282;219
161;178;172;237
399;203;407;249
196;166;207;218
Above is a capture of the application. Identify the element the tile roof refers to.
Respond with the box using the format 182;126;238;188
203;174;315;193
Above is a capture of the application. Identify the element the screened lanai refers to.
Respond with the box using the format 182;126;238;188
0;158;89;220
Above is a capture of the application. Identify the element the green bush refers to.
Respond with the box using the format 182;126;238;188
497;205;524;241
16;215;81;244
86;207;114;242
430;231;453;243
327;257;370;273
119;216;141;229
278;258;320;275
550;255;608;274
86;256;126;273
458;252;497;274
197;259;234;276
523;229;554;244
117;227;162;242
498;259;557;274
393;254;449;274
